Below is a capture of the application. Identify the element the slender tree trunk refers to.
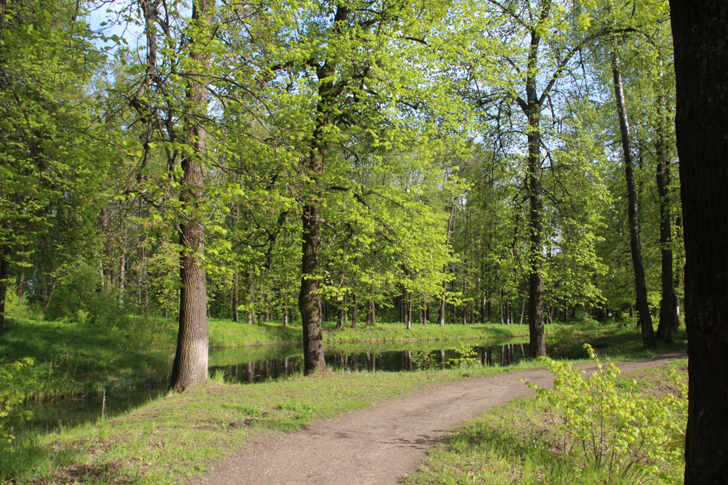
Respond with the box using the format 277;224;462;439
668;2;728;482
119;246;126;306
526;107;546;356
655;73;679;342
232;270;239;322
17;263;23;301
520;298;526;325
522;25;547;357
170;0;213;392
406;290;412;331
351;293;357;329
247;271;254;325
440;204;456;327
0;245;9;331
611;50;655;349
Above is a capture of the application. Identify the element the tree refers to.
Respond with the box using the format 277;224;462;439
453;0;622;355
610;48;655;348
0;0;108;330
170;0;215;391
668;0;728;482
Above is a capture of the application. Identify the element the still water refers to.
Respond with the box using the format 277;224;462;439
210;341;529;384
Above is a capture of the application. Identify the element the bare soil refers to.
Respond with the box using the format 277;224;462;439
187;350;686;485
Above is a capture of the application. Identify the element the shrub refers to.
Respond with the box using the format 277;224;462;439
45;261;131;329
524;344;687;483
0;359;35;443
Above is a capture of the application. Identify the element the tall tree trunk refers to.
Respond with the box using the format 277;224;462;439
16;256;24;301
170;0;213;392
336;307;344;330
297;7;349;374
439;203;456;327
232;270;239;322
119;246;126;306
247;271;254;325
655;71;679;342
406;290;412;331
351;293;357;329
0;245;9;331
524;27;546;358
611;50;656;349
668;2;728;482
299;174;326;373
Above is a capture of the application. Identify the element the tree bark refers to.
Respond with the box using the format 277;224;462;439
668;1;728;482
170;0;213;392
525;27;546;358
297;6;349;375
611;50;656;349
336;307;344;330
299;154;326;374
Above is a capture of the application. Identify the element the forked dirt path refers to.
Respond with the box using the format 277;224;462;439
188;350;686;485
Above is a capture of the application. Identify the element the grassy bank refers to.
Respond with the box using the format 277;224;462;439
208;319;531;347
0;314;687;484
1;363;544;485
0;316;685;414
401;360;688;485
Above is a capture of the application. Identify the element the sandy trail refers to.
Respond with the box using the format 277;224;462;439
188;350;686;485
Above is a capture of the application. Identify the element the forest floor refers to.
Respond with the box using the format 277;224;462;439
187;349;687;485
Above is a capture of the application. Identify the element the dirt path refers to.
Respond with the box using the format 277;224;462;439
188;351;686;485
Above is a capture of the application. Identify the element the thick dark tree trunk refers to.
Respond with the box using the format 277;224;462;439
654;81;679;343
668;1;728;482
297;6;349;374
611;51;656;349
299;201;326;374
170;0;213;392
0;245;9;332
336;307;344;330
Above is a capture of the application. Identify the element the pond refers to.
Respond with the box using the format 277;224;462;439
25;338;529;431
209;339;530;384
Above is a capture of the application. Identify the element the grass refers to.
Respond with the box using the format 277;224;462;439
209;319;531;347
1;363;546;485
400;359;688;485
0;315;687;483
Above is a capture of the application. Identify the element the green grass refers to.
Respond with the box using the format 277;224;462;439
208;319;531;347
545;320;688;361
1;363;545;485
0;317;174;421
400;360;688;485
0;314;687;484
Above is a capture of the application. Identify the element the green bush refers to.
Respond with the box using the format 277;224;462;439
525;344;687;483
45;261;131;329
3;287;41;320
0;358;35;443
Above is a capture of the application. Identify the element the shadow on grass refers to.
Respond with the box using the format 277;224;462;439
1;317;174;430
